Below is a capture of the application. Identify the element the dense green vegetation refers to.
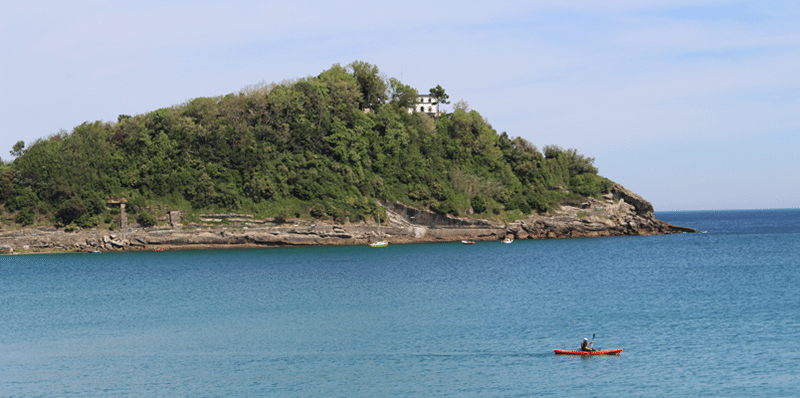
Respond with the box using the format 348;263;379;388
0;61;611;229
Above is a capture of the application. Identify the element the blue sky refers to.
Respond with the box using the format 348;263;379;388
2;0;798;211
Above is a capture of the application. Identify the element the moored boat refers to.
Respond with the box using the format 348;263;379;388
554;349;622;356
461;240;475;245
503;237;513;244
369;211;388;247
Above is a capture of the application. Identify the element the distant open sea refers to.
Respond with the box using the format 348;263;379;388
2;209;799;397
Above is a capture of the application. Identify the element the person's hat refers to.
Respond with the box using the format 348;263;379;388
584;338;588;341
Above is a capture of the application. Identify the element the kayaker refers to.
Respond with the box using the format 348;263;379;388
580;338;595;351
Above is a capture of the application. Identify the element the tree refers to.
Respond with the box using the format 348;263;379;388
10;140;25;157
0;169;14;204
15;207;35;225
453;99;469;111
388;78;416;109
429;85;450;109
1;61;615;227
471;194;487;213
543;145;563;159
349;61;387;110
6;187;38;211
56;198;87;225
136;212;158;227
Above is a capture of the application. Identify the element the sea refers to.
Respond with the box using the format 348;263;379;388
1;209;799;397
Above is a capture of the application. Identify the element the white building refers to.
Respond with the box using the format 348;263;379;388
409;94;440;117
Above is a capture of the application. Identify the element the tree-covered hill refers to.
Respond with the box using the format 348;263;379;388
0;61;611;230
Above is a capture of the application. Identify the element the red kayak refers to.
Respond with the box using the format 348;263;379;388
554;349;622;356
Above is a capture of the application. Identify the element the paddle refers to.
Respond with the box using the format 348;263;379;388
591;333;595;348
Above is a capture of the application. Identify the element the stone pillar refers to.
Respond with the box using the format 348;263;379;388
120;204;128;229
169;211;181;227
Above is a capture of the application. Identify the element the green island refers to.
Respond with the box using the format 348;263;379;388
0;61;694;253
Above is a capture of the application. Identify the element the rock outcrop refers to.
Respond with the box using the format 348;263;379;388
0;187;696;254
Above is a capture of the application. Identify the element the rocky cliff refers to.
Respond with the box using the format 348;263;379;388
0;183;696;254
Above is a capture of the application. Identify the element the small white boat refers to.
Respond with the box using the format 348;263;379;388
503;237;513;244
461;240;475;245
369;210;388;248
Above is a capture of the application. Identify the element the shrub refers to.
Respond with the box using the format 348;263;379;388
310;203;328;219
128;195;146;213
332;209;349;224
408;184;431;201
517;201;532;215
527;195;551;213
56;198;87;225
243;175;275;201
431;199;459;216
15;207;35;225
274;208;290;224
77;215;100;228
7;188;38;212
471;195;487;214
84;193;105;215
136;212;158;227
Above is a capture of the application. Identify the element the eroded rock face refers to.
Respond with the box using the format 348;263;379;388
0;192;697;253
611;183;654;217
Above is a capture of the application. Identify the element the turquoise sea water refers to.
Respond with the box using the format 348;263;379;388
2;209;799;396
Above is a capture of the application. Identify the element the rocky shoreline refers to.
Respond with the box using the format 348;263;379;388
0;184;696;254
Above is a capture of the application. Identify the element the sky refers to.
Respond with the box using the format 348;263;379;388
1;0;798;211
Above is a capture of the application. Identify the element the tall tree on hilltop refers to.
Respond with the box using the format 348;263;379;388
348;61;387;111
429;85;450;110
388;78;416;109
11;141;25;157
